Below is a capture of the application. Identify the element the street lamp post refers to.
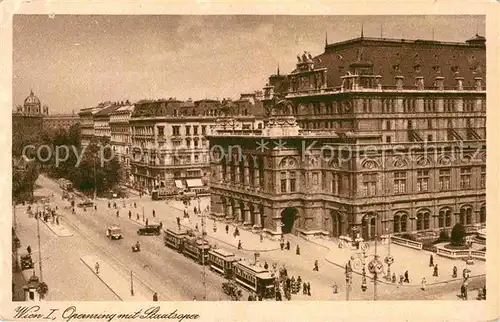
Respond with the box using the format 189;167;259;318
130;271;134;296
36;216;43;282
142;206;145;222
345;262;352;301
200;194;207;300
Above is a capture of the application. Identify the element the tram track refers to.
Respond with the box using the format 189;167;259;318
40;182;173;301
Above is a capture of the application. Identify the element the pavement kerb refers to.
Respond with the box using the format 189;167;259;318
80;257;123;301
300;235;485;288
39;218;73;237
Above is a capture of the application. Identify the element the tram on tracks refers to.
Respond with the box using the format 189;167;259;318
163;229;187;252
208;248;238;279
232;260;276;299
162;229;277;299
182;236;211;264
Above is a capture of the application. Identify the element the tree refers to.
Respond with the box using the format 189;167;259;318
450;223;466;246
36;281;49;299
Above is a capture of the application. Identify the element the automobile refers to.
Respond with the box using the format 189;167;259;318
106;226;123;240
137;224;161;236
20;254;34;270
77;200;94;208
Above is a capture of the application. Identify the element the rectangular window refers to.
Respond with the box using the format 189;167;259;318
194;154;199;163
321;171;327;190
193;126;198;135
386;120;391;130
393;172;407;194
439;169;451;191
201;125;207;135
460;167;472;189
194;139;199;148
480;166;486;188
185;125;191;135
331;173;338;194
428;119;433;129
416;170;429;192
158;126;164;136
172;126;180;136
280;172;287;193
362;173;377;196
427;134;433;142
290;172;296;192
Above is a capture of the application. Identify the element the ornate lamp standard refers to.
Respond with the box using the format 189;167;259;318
384;228;394;281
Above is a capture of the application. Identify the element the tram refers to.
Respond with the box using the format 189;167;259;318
163;229;187;252
232;261;276;299
182;236;211;264
208;248;238;279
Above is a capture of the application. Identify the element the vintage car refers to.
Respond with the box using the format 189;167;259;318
106;226;123;240
20;254;34;270
77;200;94;208
137;224;161;236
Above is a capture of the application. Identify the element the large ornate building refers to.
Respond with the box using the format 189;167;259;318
110;103;135;183
129;95;264;192
12;90;47;136
208;34;486;241
43;113;80;130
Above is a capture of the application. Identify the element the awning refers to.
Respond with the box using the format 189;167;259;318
186;179;204;188
174;180;184;189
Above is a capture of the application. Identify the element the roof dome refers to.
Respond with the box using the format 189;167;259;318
24;90;40;106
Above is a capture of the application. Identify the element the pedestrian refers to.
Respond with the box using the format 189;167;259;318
280;240;284;251
134;202;137;208
302;282;307;295
404;270;409;283
482;286;486;300
421;277;427;291
452;266;458;278
194;206;197;214
461;284;467;300
307;282;311;296
159;221;163;230
26;245;31;255
153;292;158;301
260;233;263;243
225;224;229;234
286;240;290;250
116;210;119;218
95;262;100;274
332;282;338;294
94;205;97;211
296;245;300;255
429;255;434;267
234;227;239;237
137;213;140;220
213;221;217;233
145;218;149;226
264;261;269;270
153;209;155;218
129;210;132;219
238;240;242;250
195;223;199;231
56;216;60;225
399;274;404;285
108;201;111;208
433;264;438;277
313;260;319;271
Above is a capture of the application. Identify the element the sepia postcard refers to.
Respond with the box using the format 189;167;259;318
1;1;499;321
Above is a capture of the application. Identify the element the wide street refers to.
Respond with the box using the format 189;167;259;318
30;175;234;301
23;174;485;301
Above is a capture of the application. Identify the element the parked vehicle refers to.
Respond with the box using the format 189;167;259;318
20;254;34;270
137;224;161;236
132;241;141;252
106;226;123;240
77;201;94;208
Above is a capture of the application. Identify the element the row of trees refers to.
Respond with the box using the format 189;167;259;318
12;124;123;202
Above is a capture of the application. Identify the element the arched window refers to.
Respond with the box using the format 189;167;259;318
466;208;472;225
416;213;423;231
424;212;430;230
445;210;452;227
393;215;400;233
400;215;408;232
438;210;445;228
459;208;466;225
480;206;486;223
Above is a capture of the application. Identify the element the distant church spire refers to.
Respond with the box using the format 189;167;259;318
277;63;280;76
361;22;364;38
325;30;328;47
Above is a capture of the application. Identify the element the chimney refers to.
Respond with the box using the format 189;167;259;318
435;77;444;90
395;76;404;90
454;77;464;91
474;77;483;91
415;76;424;90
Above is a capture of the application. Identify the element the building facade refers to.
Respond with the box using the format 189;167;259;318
43;113;80;130
208;34;486;241
12;91;46;137
129;98;264;192
78;102;112;147
110;104;134;183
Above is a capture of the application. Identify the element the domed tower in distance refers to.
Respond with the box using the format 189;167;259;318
23;90;41;115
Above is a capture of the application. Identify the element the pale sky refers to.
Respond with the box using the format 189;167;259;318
13;15;485;114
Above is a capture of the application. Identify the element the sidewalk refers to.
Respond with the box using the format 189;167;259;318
304;236;486;287
40;217;73;237
80;255;149;301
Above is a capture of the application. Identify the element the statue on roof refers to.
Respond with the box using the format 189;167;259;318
302;52;308;62
297;54;301;62
308;52;313;60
